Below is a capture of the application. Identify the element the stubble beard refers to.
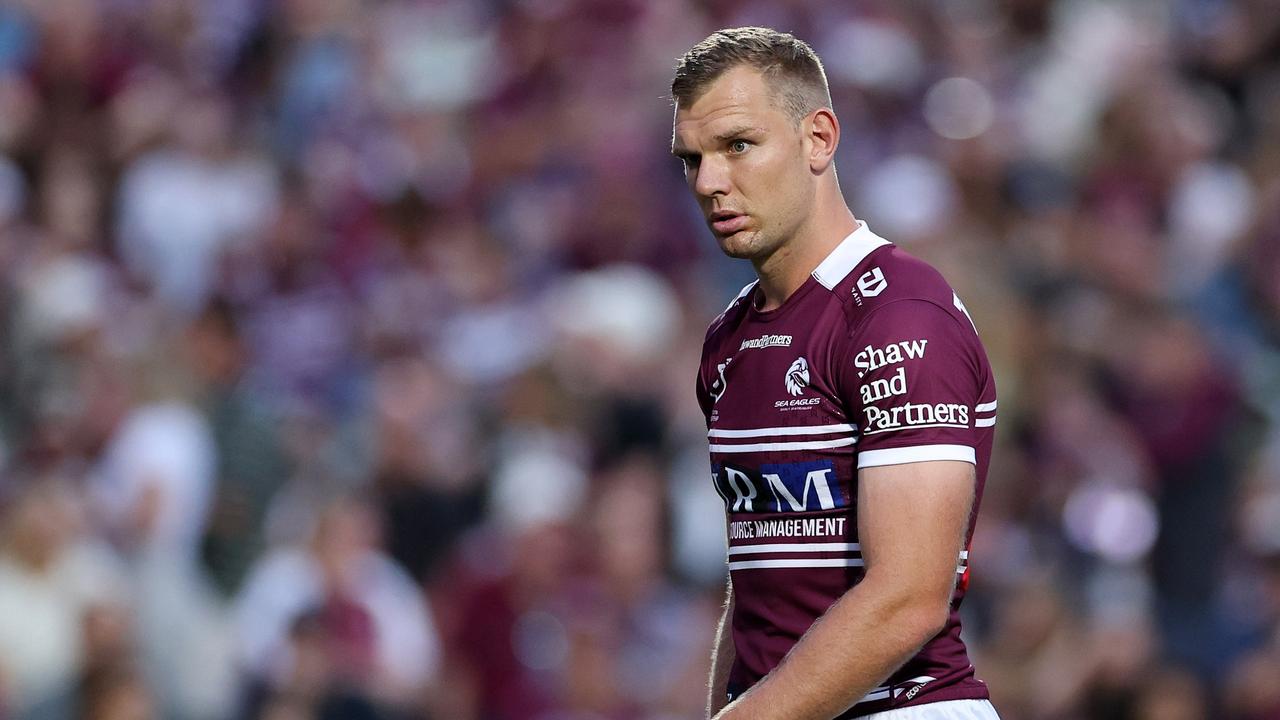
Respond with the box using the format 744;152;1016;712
717;227;780;264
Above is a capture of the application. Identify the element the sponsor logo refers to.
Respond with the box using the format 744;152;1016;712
853;339;928;378
785;357;810;396
729;516;848;540
901;678;935;700
712;460;845;513
710;358;731;404
863;402;970;433
740;334;793;351
858;267;888;297
775;397;821;409
860;366;907;404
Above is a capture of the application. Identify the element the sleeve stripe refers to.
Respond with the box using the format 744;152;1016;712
975;400;997;412
857;444;976;468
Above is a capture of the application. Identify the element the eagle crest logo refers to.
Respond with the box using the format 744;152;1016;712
785;357;810;397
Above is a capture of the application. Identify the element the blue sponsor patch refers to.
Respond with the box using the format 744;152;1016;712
711;460;845;513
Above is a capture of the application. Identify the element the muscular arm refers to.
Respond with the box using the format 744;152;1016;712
707;575;736;719
711;460;975;720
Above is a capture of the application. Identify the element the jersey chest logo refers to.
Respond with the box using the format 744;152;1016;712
710;358;731;404
785;357;810;396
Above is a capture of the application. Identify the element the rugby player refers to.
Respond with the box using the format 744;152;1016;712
673;27;999;720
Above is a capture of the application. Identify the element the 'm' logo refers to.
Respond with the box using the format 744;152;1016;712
858;267;888;297
785;357;810;396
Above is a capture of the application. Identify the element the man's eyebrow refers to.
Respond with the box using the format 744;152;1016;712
712;126;765;142
671;126;765;156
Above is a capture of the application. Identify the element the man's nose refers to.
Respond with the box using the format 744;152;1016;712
693;155;731;198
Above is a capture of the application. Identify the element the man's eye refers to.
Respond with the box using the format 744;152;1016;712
729;140;749;153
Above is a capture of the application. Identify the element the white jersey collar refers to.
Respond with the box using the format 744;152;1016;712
811;222;892;290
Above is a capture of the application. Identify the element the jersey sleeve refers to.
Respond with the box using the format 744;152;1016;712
695;323;723;427
695;361;713;424
841;299;988;469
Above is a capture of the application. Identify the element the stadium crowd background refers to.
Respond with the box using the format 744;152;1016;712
0;0;1278;718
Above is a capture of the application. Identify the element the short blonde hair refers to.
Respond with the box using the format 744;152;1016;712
671;27;832;124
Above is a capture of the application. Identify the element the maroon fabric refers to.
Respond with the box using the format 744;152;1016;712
697;237;996;716
318;593;378;683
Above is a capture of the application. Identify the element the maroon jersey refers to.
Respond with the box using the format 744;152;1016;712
696;223;996;717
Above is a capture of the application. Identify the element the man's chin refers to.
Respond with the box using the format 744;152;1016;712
716;230;760;259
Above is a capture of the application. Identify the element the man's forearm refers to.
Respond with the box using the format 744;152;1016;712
712;576;944;720
707;578;735;719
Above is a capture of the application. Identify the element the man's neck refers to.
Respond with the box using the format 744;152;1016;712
753;208;858;312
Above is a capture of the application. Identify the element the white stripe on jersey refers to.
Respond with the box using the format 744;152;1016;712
710;436;857;453
728;542;860;555
729;557;864;570
729;557;969;572
974;417;996;428
858;444;976;468
727;544;969;561
974;400;997;413
708;423;856;439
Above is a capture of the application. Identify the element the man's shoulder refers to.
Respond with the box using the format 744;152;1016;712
704;280;757;343
835;245;969;333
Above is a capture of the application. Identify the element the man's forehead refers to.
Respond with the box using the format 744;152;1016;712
675;67;772;120
672;70;783;146
674;106;757;139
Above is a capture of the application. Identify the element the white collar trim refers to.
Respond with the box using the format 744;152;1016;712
811;222;892;290
724;279;759;313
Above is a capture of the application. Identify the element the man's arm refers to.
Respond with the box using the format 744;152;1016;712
707;575;736;719
712;460;974;720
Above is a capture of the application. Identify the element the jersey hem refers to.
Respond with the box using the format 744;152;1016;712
840;681;991;719
852;698;998;719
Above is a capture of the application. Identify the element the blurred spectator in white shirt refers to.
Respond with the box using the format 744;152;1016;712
115;91;278;317
233;496;440;716
0;477;130;719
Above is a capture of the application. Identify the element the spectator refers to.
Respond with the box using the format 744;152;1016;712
0;477;130;720
233;496;440;717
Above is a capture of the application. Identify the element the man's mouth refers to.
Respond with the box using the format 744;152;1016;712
709;211;748;235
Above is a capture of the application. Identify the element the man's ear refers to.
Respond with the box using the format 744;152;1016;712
807;108;839;174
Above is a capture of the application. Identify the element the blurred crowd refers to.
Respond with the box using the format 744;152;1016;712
0;0;1277;719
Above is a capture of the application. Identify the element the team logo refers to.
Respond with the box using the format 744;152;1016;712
858;267;888;297
710;359;730;403
785;357;810;396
